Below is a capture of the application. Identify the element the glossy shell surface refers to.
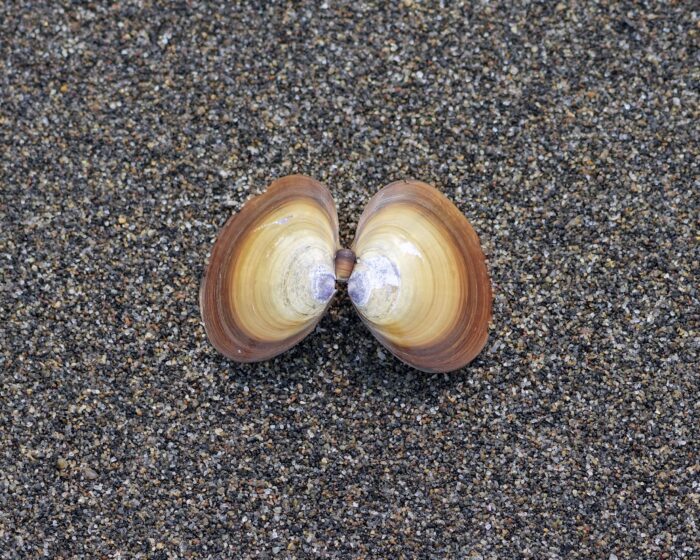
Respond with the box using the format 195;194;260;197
200;175;340;361
348;180;492;372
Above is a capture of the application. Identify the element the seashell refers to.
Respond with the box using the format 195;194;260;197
200;176;492;372
347;180;492;373
200;175;340;361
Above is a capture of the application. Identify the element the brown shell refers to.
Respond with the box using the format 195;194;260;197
348;180;492;373
200;175;340;362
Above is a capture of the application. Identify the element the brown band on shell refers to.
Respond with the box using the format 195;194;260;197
334;248;356;282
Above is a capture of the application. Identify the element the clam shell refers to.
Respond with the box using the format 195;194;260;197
348;180;492;372
200;175;340;361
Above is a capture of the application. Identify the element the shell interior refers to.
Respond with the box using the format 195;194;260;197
348;180;492;373
200;175;340;361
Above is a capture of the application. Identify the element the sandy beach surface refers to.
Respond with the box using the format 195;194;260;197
2;2;698;558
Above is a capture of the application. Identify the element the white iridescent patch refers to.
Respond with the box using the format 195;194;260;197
347;254;400;321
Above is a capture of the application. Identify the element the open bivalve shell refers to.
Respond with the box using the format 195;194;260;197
200;175;340;361
348;180;492;373
200;176;492;372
